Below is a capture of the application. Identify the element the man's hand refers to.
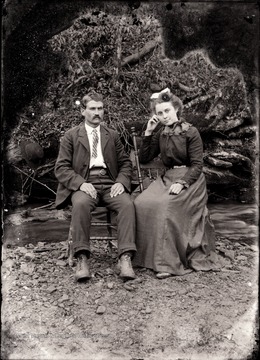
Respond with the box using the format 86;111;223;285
110;183;125;197
169;183;184;195
80;182;97;199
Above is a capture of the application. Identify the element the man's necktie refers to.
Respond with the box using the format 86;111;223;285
92;129;98;158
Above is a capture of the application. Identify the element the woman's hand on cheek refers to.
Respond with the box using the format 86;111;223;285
145;115;160;134
169;183;184;195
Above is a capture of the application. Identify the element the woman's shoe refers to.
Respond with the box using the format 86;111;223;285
156;272;172;279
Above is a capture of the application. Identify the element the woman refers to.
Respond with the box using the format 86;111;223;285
134;88;220;278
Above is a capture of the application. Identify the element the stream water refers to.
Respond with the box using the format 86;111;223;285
208;202;258;242
3;201;258;247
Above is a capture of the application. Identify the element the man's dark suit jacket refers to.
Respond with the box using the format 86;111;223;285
55;122;132;209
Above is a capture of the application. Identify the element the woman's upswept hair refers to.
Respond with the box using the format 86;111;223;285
81;92;103;107
150;90;183;117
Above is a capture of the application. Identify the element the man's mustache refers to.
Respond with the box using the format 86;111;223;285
93;115;101;119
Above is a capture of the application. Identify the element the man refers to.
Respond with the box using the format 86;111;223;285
55;92;136;281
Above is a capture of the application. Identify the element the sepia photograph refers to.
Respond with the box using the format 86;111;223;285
2;1;259;359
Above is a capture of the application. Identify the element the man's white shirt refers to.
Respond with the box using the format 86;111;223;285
85;123;106;168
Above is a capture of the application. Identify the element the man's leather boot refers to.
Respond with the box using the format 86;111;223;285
75;254;91;281
118;252;136;280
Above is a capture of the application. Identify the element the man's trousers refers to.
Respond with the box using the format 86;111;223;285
70;173;136;258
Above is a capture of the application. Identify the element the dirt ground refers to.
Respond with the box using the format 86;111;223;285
1;229;258;360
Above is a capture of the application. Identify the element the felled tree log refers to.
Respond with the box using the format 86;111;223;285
227;126;256;139
203;166;249;186
211;139;243;148
212;151;255;172
205;156;233;168
184;93;214;109
214;117;246;132
121;36;162;67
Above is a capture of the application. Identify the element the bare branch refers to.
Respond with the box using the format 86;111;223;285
13;165;57;196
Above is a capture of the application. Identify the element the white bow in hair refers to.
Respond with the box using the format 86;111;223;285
150;87;170;100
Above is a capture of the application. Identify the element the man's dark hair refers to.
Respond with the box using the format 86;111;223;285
82;92;103;107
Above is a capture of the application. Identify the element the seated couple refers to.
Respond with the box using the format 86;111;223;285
55;90;220;281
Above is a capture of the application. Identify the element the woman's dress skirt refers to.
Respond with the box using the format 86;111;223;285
133;168;220;275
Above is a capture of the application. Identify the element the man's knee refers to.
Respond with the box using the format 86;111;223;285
118;194;135;214
120;193;134;205
72;192;94;212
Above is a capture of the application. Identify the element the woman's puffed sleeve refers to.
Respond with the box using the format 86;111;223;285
177;127;203;186
139;131;161;163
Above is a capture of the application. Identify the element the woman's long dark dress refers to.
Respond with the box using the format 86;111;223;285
133;122;220;275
